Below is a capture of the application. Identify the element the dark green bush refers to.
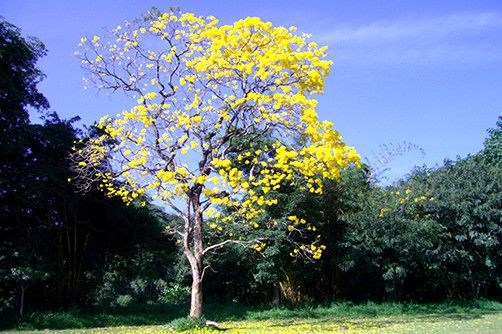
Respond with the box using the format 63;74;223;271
169;316;207;331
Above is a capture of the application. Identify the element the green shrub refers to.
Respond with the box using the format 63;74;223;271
169;316;206;331
157;280;191;305
116;294;133;307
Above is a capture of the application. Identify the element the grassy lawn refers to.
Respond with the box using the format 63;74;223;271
3;301;501;333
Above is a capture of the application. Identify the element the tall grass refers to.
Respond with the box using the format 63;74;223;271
237;300;502;321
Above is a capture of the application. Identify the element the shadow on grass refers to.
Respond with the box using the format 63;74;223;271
1;300;501;331
1;304;188;331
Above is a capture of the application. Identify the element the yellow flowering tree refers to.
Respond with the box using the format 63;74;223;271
72;10;360;318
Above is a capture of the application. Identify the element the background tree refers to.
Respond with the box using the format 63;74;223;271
480;116;502;166
72;10;360;317
0;17;50;315
209;117;501;304
0;19;178;317
338;122;502;301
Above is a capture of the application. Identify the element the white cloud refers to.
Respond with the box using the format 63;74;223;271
317;12;502;43
313;12;502;65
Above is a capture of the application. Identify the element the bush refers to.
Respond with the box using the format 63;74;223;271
169;316;206;331
116;294;133;307
157;280;191;305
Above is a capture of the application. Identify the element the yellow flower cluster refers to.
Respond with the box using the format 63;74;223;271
378;189;433;219
395;189;432;205
252;242;267;252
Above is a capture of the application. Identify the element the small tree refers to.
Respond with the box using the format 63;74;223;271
72;10;360;318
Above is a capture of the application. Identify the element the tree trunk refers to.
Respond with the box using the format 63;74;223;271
19;284;25;316
273;283;281;306
186;247;204;318
185;197;205;319
190;270;203;318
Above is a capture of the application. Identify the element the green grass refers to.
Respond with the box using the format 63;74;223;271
2;300;501;333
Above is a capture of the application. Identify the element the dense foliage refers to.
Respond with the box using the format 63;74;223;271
0;19;179;317
203;131;501;304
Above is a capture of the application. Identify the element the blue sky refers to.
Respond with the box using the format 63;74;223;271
2;0;501;183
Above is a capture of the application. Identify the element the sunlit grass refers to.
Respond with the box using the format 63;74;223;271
4;301;502;333
7;312;502;333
